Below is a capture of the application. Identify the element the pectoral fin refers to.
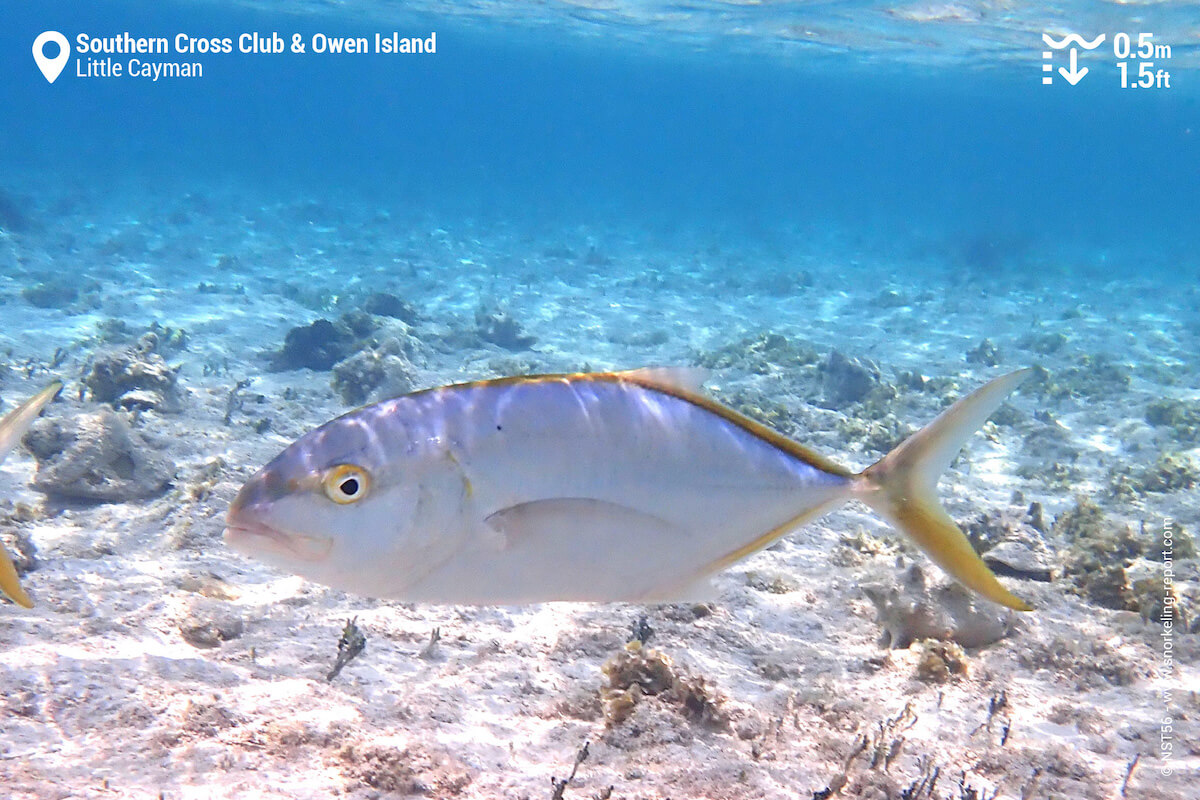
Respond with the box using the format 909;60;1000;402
481;498;699;602
485;498;687;549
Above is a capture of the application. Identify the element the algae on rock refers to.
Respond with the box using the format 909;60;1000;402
331;339;418;405
963;507;1056;583
1053;498;1196;610
1026;355;1131;401
600;640;727;730
966;338;1002;366
1107;452;1199;497
23;410;175;502
1145;398;1200;443
914;639;969;683
474;306;535;350
820;349;881;407
694;331;819;374
862;563;1015;649
84;335;183;413
272;318;359;371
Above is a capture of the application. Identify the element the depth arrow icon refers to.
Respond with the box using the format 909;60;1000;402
1059;48;1088;85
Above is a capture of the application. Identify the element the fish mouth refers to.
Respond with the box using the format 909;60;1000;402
223;518;333;563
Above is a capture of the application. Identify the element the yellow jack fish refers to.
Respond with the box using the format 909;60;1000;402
0;381;62;608
226;369;1034;611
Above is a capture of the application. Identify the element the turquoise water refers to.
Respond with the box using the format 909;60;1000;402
5;2;1197;266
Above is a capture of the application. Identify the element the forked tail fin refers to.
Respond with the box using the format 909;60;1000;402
857;369;1034;611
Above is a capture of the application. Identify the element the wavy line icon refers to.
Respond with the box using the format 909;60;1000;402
1042;33;1105;50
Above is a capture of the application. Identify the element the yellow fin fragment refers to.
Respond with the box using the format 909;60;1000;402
0;554;32;609
858;370;1034;611
0;381;62;461
0;380;63;609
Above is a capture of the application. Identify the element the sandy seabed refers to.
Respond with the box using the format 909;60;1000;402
0;180;1196;799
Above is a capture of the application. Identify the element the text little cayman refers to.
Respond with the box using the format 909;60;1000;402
76;57;202;81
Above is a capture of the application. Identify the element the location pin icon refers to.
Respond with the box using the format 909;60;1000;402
33;31;70;83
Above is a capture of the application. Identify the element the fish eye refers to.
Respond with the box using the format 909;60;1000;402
322;464;370;504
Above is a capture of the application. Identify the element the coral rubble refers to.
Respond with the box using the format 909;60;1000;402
84;335;183;413
862;563;1015;649
24;410;175;502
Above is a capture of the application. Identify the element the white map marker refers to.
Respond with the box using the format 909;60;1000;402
33;31;70;83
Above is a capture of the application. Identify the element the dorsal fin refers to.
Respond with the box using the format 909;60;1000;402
619;367;710;395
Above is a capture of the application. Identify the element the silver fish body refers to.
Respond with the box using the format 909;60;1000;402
226;369;1033;610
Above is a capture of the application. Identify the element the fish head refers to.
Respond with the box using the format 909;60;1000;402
224;405;429;592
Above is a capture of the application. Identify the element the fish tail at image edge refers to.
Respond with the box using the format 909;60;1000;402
0;381;64;609
856;369;1034;611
